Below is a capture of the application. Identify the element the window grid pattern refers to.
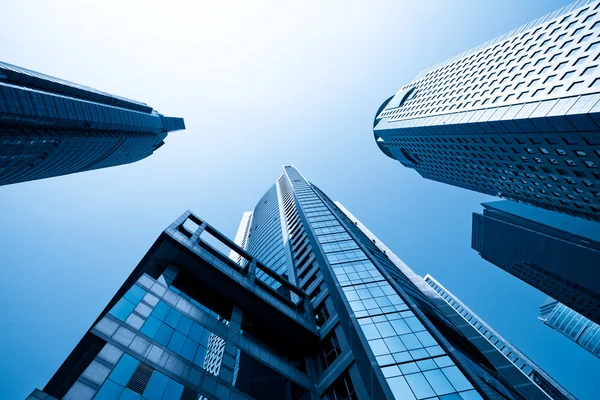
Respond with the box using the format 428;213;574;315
374;0;600;222
378;1;600;121
284;168;481;400
425;276;575;400
541;301;600;358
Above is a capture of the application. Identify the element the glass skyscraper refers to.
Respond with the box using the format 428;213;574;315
472;199;600;325
374;0;600;221
0;61;185;186
424;275;575;400
539;298;600;359
29;166;573;400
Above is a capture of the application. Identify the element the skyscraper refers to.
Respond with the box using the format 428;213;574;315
472;200;600;324
0;61;185;186
539;298;600;359
373;0;600;221
30;166;572;400
424;275;575;400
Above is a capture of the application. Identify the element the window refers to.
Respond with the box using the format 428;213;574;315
323;371;357;400
320;332;342;370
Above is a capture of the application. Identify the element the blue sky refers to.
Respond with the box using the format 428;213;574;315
0;0;597;398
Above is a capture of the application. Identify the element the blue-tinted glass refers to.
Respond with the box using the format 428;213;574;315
424;369;455;395
384;336;406;353
151;301;170;321
124;285;147;304
189;323;205;342
140;316;161;339
368;339;389;356
181;338;199;362
405;372;436;399
401;334;423;350
439;394;462;400
415;331;437;347
109;299;136;322
162;379;184;400
176;316;193;335
442;367;473;392
458;389;484;400
118;388;142;400
154;324;175;346
164;308;182;328
143;371;169;400
194;345;207;366
434;356;454;368
109;354;139;386
94;379;124;400
387;376;416;400
167;331;186;354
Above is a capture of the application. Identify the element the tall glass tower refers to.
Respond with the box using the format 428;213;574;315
29;166;572;400
0;61;185;186
539;298;600;359
374;0;600;221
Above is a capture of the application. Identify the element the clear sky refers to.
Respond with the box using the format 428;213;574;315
0;0;597;398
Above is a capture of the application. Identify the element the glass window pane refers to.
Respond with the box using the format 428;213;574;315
176;316;193;335
194;345;208;366
109;299;135;322
368;339;389;356
424;369;455;395
405;372;436;399
387;376;416;400
151;301;170;320
94;379;124;400
123;285;146;304
162;379;184;400
164;308;182;328
108;354;139;386
189;323;205;343
140;316;161;339
383;336;407;353
442;366;473;392
167;331;186;354
458;389;484;400
154;324;175;346
181;338;199;361
143;371;169;400
118;388;141;400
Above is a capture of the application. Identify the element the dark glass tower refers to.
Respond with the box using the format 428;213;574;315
539;298;600;359
374;1;600;221
472;199;600;324
30;166;573;400
0;61;185;186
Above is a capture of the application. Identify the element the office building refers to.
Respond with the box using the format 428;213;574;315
539;298;600;358
0;61;184;186
424;275;575;400
472;200;600;324
29;166;572;399
374;0;600;221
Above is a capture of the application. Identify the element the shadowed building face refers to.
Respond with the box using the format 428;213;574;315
0;61;185;186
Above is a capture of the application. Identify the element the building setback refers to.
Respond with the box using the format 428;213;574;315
424;275;575;400
539;298;600;359
30;166;574;400
374;0;600;221
0;61;184;186
472;200;600;324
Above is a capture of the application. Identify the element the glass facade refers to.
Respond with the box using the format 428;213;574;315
30;166;573;400
425;275;575;400
539;298;600;359
374;0;600;221
0;60;185;186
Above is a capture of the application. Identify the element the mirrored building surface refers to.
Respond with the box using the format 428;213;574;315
424;275;575;400
30;166;574;400
374;0;600;221
0;61;184;186
539;298;600;359
472;200;600;324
